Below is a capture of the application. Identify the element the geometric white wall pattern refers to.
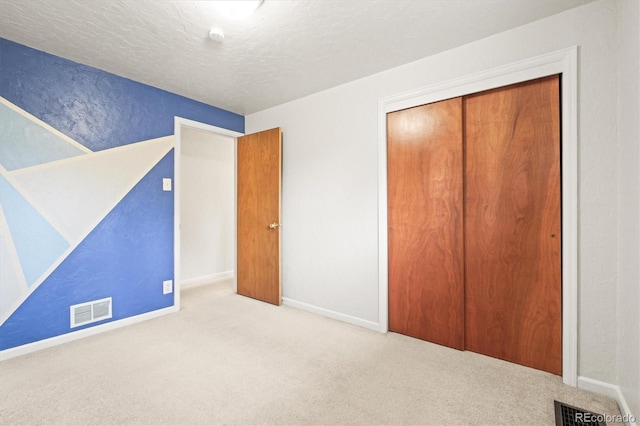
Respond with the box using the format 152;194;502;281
0;136;173;325
0;92;177;325
9;136;174;245
0;91;176;326
0;171;71;323
0;203;28;319
0;172;70;285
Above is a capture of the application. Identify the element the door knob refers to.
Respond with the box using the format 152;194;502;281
268;222;280;229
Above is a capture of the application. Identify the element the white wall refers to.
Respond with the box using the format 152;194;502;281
180;127;234;282
616;0;640;418
247;0;635;404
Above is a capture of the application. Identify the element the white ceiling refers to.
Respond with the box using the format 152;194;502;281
0;0;594;115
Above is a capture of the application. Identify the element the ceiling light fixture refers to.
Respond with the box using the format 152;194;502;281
212;0;263;20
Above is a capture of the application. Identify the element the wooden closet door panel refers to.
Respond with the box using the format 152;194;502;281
464;75;561;375
387;98;464;349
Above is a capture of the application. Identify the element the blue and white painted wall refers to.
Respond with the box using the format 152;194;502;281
0;38;243;352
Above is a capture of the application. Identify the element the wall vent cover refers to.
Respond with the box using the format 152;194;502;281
70;297;112;328
554;400;606;426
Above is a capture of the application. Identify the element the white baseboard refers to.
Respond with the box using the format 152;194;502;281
180;271;234;288
578;376;638;426
0;305;178;362
282;297;380;332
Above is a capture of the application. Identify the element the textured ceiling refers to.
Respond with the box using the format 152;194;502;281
0;0;595;115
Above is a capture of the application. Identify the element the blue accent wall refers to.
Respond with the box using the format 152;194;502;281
0;38;243;151
0;151;174;350
0;38;244;351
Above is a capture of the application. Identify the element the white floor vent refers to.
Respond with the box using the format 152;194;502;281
70;297;112;328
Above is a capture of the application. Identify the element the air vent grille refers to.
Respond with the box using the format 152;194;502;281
554;400;606;426
74;305;92;324
70;297;112;328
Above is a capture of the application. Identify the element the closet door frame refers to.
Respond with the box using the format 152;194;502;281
377;47;578;387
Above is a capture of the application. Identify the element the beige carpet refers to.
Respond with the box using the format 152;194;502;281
0;279;622;425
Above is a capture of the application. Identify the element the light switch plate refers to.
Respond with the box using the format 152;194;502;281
162;178;172;191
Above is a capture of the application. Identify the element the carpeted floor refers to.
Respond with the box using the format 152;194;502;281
0;279;623;425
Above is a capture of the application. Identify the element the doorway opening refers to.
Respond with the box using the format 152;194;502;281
173;117;243;309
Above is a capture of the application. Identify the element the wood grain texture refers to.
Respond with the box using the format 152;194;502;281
387;98;465;349
237;127;282;305
464;76;561;375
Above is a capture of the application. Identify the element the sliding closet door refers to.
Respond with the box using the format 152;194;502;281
387;98;464;349
464;76;561;375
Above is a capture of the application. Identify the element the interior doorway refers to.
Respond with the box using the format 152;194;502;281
173;117;243;309
181;126;234;284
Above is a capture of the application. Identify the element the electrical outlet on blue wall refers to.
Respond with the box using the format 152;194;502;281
163;280;173;295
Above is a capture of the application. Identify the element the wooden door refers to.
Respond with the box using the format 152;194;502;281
464;76;561;375
237;127;282;305
387;98;465;349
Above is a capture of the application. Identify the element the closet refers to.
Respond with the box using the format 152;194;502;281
387;75;561;375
